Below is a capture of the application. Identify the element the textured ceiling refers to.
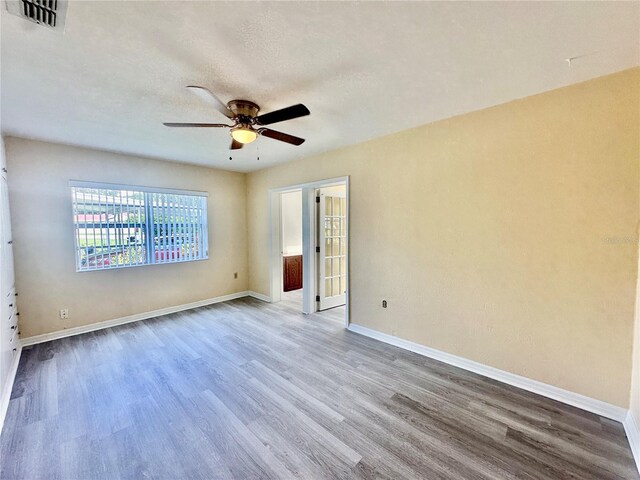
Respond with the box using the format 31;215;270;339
1;1;639;172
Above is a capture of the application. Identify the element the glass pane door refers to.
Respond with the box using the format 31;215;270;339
318;187;347;310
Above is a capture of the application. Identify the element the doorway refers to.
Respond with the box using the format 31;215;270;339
280;189;303;311
268;177;349;327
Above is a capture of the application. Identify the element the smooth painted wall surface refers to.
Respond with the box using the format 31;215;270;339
632;252;640;422
632;188;640;422
5;138;248;337
281;190;302;256
247;68;640;407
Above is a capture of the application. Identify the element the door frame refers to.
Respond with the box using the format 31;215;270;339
268;176;350;327
272;187;303;299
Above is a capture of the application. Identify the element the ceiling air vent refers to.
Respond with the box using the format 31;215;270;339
4;0;68;31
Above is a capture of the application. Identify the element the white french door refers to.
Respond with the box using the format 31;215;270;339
317;187;347;310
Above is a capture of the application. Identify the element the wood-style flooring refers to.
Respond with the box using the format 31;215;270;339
280;289;346;324
1;297;638;479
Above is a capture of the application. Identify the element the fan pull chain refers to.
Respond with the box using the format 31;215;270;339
256;143;260;162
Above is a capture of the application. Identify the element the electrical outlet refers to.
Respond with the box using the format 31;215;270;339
59;309;69;319
234;272;238;279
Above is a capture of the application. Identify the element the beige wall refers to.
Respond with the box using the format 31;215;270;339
281;190;302;256
631;252;640;421
5;138;248;337
247;68;640;407
632;173;640;422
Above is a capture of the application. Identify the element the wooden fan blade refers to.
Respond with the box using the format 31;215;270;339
185;86;234;119
163;123;230;128
259;128;305;146
230;139;244;150
255;104;310;126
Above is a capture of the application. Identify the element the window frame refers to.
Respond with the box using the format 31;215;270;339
69;180;209;272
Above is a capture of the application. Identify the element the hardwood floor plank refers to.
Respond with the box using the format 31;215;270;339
197;389;293;479
245;377;362;466
243;360;345;424
246;416;331;479
247;413;356;480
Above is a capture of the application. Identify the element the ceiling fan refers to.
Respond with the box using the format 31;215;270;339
163;86;310;150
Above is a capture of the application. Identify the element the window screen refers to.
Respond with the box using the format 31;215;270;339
70;181;208;272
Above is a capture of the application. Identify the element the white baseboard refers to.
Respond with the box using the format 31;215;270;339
347;323;627;422
0;343;22;435
247;291;271;302
20;291;252;347
625;411;640;475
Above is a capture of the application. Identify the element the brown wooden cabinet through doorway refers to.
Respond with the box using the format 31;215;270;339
283;255;303;291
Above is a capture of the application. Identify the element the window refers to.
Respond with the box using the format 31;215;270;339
70;181;208;272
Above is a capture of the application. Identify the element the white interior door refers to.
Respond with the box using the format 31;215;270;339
318;186;347;310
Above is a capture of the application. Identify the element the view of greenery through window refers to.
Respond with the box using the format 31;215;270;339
71;185;207;271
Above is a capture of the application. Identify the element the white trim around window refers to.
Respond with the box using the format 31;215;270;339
68;180;208;198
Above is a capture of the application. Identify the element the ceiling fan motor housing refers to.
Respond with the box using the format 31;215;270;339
227;100;260;121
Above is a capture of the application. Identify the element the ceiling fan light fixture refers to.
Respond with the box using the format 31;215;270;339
230;126;257;144
164;86;309;149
